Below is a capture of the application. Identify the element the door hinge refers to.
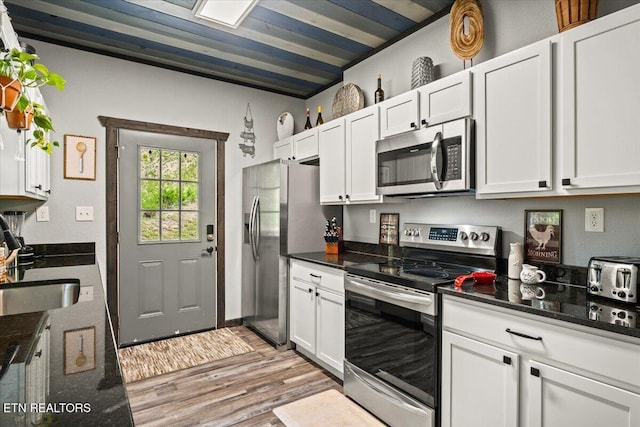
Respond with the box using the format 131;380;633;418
503;356;512;365
531;367;540;377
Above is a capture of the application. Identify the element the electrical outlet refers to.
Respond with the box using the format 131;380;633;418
585;208;604;232
36;206;49;222
369;209;376;223
76;206;94;222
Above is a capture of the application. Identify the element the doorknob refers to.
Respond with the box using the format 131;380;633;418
203;247;214;254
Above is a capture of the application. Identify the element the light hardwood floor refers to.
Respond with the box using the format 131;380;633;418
125;326;343;426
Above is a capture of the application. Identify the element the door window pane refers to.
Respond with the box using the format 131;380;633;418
140;211;160;241
161;212;180;241
138;147;201;243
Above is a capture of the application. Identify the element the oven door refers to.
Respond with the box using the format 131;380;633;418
344;274;439;409
376;118;471;196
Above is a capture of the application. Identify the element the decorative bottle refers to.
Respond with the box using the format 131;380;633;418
304;108;312;130
374;74;385;103
508;242;523;279
315;105;324;126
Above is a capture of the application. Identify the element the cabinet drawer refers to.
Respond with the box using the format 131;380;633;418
442;295;640;388
290;259;344;294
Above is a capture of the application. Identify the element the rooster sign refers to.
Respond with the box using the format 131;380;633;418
525;210;562;264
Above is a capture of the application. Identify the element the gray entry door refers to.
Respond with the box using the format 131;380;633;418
118;129;216;345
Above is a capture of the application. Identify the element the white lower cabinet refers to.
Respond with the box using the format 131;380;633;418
441;331;519;427
289;259;344;379
442;295;640;427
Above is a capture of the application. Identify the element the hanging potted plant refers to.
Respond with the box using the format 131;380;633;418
0;48;66;152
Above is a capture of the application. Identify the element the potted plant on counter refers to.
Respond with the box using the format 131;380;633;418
0;48;66;153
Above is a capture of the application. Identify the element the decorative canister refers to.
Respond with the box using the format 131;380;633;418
0;246;6;282
508;242;523;279
410;57;434;89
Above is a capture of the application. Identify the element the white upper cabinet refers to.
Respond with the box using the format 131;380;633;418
475;40;553;197
273;136;293;160
560;4;640;193
318;105;386;205
345;106;383;203
292;127;319;161
273;128;319;163
379;90;420;138
418;69;472;128
318;119;346;204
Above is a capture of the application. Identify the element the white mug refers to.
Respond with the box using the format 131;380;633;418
520;264;546;284
520;283;546;300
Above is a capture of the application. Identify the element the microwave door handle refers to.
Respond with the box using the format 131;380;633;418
430;131;443;190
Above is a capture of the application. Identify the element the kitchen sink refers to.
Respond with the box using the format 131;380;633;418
0;279;81;316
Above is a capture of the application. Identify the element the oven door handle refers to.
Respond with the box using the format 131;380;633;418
430;131;443;190
346;364;430;416
345;277;434;315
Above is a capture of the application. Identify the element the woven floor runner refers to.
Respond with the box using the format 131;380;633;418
118;328;254;383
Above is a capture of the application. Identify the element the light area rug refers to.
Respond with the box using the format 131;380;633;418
118;328;254;383
273;389;385;427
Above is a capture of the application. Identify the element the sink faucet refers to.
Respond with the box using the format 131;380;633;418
0;213;21;266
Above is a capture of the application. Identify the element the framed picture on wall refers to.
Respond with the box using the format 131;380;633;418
64;135;96;180
524;209;562;264
64;326;96;375
379;213;400;246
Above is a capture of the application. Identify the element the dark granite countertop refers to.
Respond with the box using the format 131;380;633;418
0;264;134;426
289;251;393;269
439;276;640;339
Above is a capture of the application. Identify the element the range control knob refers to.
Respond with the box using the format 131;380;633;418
589;285;599;293
404;229;412;236
413;228;420;237
459;231;468;241
618;291;627;299
469;232;479;241
480;232;490;242
618;311;627;319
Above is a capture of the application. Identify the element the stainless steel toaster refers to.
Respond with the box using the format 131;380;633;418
587;257;640;303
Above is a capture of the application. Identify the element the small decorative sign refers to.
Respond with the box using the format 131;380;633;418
379;213;400;246
64;135;96;180
64;326;96;375
524;210;562;264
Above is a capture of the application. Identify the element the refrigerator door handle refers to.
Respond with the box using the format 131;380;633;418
248;195;258;261
254;196;261;257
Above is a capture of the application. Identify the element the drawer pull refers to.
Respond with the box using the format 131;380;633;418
308;288;313;293
310;273;322;279
505;328;542;341
531;367;540;377
503;356;511;365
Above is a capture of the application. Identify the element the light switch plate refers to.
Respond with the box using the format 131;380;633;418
585;208;604;232
76;206;94;222
36;206;49;222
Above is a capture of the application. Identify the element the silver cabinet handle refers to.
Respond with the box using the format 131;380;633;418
310;273;321;279
430;131;443;190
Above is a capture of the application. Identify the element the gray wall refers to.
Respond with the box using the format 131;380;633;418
308;0;640;268
0;40;305;321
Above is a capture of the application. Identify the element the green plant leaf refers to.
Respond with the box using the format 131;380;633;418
32;63;49;75
48;73;66;90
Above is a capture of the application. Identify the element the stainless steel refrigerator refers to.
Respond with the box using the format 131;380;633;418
241;159;340;348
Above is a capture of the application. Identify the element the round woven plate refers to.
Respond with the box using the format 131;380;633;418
450;0;484;60
332;83;364;119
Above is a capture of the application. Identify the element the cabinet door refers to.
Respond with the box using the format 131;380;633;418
528;361;640;427
561;6;640;191
290;278;316;354
379;90;419;138
25;142;48;199
441;331;519;427
346;106;382;203
419;70;471;127
318;119;346;204
475;40;552;196
293;128;318;161
273;137;293;160
316;288;344;376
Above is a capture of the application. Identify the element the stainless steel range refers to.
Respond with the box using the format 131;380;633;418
344;223;501;427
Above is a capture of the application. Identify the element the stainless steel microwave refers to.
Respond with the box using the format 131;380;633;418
376;118;474;197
